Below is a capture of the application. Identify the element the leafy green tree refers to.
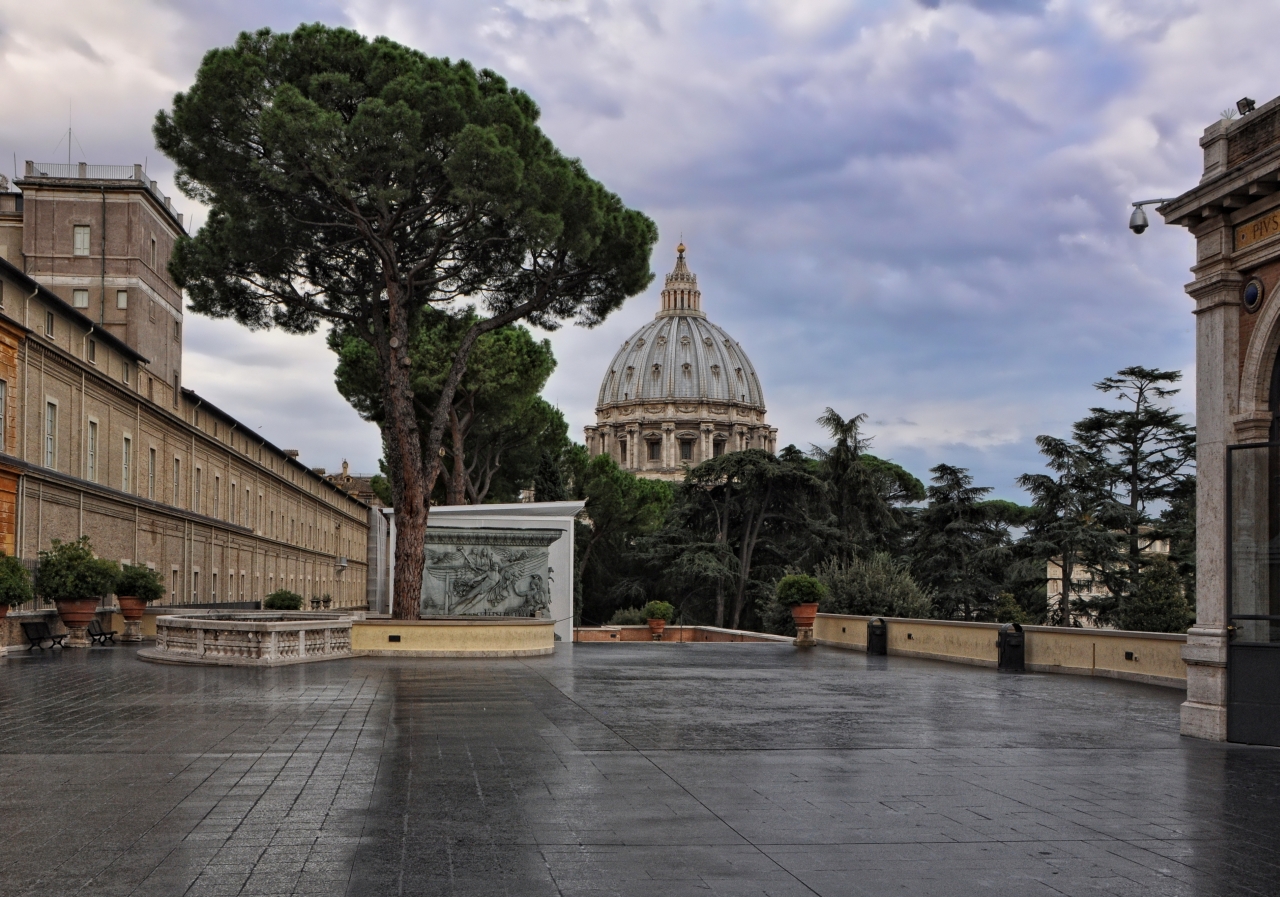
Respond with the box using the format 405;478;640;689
1072;367;1195;611
1119;554;1193;633
332;311;566;504
808;409;901;555
814;553;932;619
35;538;119;603
156;24;657;618
672;449;822;628
1017;436;1125;627
574;454;672;623
911;464;1011;621
0;554;33;608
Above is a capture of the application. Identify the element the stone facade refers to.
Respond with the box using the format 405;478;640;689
1159;96;1280;741
0;162;369;613
585;245;777;480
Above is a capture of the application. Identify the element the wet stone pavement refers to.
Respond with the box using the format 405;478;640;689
0;644;1277;897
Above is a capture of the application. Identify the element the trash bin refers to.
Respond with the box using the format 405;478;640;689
997;622;1025;672
867;618;887;656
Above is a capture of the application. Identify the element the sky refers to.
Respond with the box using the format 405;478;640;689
0;0;1269;499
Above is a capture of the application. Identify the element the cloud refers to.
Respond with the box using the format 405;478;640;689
0;0;1253;496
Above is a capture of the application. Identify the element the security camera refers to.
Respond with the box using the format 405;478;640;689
1129;206;1148;234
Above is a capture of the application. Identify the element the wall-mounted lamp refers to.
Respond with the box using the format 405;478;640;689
1129;198;1177;234
1239;97;1257;116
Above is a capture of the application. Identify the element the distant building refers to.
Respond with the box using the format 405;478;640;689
0;162;369;610
585;244;777;480
322;460;386;507
1047;534;1170;628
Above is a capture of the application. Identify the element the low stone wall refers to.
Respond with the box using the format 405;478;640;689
815;614;1187;689
352;617;555;657
138;613;353;666
574;625;790;643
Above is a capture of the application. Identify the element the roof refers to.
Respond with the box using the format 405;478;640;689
180;387;370;509
0;256;149;364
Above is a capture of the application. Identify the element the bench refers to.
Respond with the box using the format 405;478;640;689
87;619;117;645
20;621;66;650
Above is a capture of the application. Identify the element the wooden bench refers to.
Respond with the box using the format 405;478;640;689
87;619;117;645
20;621;66;650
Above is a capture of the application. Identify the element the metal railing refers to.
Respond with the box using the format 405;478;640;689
27;162;141;180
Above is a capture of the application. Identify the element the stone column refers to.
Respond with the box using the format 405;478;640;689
702;425;713;463
1182;266;1242;741
625;425;638;470
662;423;675;470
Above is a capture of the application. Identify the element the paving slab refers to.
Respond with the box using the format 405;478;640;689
0;642;1276;896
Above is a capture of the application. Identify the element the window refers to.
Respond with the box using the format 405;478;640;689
148;299;155;322
150;236;157;270
121;363;129;386
230;483;236;521
173;458;181;506
45;311;54;337
256;494;262;531
212;572;218;603
123;437;132;491
116;290;128;310
147;447;155;499
147;377;153;402
72;289;89;309
648;441;661;462
214;476;220;517
173;320;180;342
73;225;90;257
713;441;725;458
194;468;202;513
87;421;97;482
192;571;199;604
245;488;250;527
44;402;56;468
680;440;693;461
0;380;7;450
87;339;96;363
172;373;179;408
618;439;627;465
171;569;178;603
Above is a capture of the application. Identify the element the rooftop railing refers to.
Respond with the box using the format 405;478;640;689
24;161;184;229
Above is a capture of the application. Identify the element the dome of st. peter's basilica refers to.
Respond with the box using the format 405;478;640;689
585;245;777;481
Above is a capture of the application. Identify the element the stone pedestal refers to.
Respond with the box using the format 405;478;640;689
122;620;143;643
795;626;815;648
65;625;90;648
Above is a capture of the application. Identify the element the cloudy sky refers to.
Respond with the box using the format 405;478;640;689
0;0;1265;497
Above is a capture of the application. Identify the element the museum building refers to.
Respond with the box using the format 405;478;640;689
0;162;369;611
585;244;777;480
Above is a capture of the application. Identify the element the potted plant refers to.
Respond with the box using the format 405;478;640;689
36;537;120;647
116;563;165;642
776;574;827;638
643;600;675;640
0;554;33;620
264;589;303;611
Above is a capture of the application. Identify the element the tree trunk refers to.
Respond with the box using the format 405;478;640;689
447;407;467;505
381;291;430;621
1059;553;1073;627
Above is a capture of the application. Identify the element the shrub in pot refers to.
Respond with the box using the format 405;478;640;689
643;600;675;640
0;554;33;620
36;537;120;647
264;589;303;611
116;564;165;641
776;574;827;630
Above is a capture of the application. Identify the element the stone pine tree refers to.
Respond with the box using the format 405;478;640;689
155;25;657;619
1072;367;1195;620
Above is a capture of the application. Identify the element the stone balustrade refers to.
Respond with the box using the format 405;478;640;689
139;612;353;666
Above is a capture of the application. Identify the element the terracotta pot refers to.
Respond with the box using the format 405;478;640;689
647;618;667;638
118;596;147;622
790;602;819;629
55;597;101;628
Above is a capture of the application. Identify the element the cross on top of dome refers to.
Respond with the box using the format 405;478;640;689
660;243;702;316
